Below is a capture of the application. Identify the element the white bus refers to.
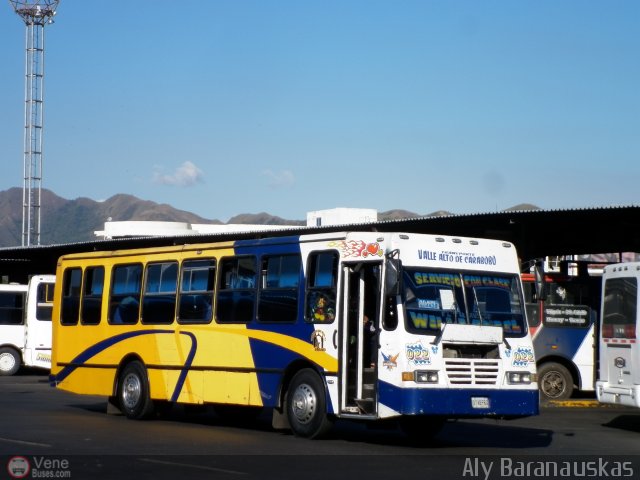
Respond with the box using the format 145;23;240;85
0;275;56;376
596;262;640;407
51;232;538;439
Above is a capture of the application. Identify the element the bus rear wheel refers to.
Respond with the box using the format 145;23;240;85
0;347;21;376
117;361;155;419
285;369;333;439
539;362;574;400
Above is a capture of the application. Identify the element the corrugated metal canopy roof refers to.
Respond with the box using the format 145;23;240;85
1;205;638;283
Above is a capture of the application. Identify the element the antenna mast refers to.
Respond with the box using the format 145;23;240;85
8;0;59;246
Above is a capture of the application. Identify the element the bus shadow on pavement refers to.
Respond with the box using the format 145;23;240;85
406;420;552;449
322;418;553;449
66;400;554;449
603;415;640;434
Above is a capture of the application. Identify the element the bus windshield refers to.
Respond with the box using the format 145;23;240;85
403;268;526;336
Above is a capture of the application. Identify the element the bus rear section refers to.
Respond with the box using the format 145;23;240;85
596;262;640;408
0;275;55;375
522;267;599;400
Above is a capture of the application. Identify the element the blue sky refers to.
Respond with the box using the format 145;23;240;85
0;1;638;222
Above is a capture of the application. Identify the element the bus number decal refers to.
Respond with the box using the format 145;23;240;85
511;346;535;367
406;342;431;366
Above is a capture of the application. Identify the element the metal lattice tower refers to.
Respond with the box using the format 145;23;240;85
8;0;59;246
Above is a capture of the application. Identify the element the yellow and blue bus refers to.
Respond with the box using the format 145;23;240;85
50;231;539;438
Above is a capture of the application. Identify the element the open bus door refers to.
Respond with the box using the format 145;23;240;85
339;262;381;416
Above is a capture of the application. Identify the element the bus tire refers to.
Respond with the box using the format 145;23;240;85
117;361;155;419
285;369;333;439
0;347;21;376
538;362;574;400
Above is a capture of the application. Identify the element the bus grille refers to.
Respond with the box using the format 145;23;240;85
444;359;500;385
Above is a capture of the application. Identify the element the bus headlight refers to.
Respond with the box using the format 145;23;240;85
506;371;532;385
414;370;439;383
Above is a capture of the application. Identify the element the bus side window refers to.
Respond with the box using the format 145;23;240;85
81;267;104;325
61;267;82;326
0;291;25;325
143;262;178;325
36;283;54;321
109;264;142;325
305;251;338;323
382;295;398;330
258;254;301;323
216;256;257;323
178;259;215;324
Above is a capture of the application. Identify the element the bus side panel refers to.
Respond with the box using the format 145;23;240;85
0;285;28;362
59;367;117;397
235;238;337;409
572;324;596;390
533;322;595;390
1;325;25;354
52;237;340;410
532;323;592;364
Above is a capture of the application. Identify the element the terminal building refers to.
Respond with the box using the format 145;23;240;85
94;208;378;240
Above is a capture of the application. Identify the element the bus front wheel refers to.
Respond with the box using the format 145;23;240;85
538;362;574;400
0;347;21;376
117;361;155;419
285;369;333;439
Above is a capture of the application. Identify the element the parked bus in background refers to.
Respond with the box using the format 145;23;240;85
597;262;640;408
50;232;538;439
0;274;56;375
522;261;601;400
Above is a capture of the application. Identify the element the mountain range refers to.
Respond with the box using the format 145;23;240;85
0;187;539;248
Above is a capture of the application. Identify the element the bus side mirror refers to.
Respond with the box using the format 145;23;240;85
534;261;547;302
385;252;402;296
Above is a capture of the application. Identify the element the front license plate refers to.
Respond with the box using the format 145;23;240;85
471;396;490;409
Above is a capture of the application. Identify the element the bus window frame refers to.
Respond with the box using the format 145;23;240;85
61;267;82;326
0;291;26;326
305;250;339;324
257;253;302;324
35;282;55;322
142;261;179;325
108;263;143;325
177;258;216;325
215;255;257;324
80;266;105;326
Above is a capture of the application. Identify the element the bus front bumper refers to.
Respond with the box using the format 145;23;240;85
379;381;539;417
596;381;640;408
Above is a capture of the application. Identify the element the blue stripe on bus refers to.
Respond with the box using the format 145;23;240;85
233;236;324;408
49;329;197;403
378;381;539;417
234;235;303;250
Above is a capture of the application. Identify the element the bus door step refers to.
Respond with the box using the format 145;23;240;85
355;398;375;414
